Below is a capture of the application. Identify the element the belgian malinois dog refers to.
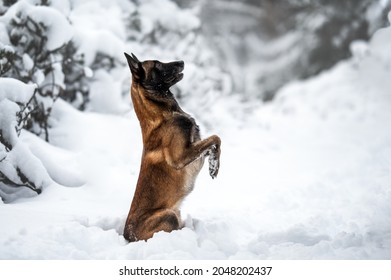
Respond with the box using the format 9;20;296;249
123;53;221;242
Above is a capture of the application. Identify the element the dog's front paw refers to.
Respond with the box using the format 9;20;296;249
208;145;220;179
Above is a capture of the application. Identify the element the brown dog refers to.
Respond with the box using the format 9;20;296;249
123;53;221;242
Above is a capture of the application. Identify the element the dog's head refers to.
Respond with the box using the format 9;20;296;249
125;53;184;91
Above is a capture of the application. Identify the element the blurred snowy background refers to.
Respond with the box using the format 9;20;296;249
1;0;391;259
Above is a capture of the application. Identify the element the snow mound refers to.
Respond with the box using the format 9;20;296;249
1;0;391;260
20;131;85;188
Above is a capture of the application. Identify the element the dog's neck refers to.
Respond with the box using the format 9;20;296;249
131;83;183;141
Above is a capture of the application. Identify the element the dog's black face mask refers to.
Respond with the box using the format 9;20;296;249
125;53;184;92
145;60;184;90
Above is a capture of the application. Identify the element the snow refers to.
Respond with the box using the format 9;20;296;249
3;140;52;189
22;53;34;71
0;99;21;148
20;131;85;188
0;78;36;103
88;69;130;114
0;79;51;203
27;6;73;51
69;0;131;66
1;1;391;260
0;23;10;45
138;0;200;34
72;29;126;67
69;0;134;40
0;0;73;51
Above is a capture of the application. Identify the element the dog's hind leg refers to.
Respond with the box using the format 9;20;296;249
141;209;181;240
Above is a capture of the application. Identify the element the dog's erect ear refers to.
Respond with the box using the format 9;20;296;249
131;53;140;63
124;52;143;80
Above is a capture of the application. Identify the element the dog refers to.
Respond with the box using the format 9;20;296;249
123;53;221;242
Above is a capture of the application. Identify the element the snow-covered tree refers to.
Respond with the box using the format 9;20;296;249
0;1;83;201
0;0;74;140
0;78;52;202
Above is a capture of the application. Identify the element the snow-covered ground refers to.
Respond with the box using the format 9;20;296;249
1;0;391;259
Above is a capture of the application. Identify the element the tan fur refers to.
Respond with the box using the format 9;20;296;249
123;53;221;242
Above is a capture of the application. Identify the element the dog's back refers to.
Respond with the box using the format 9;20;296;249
123;53;221;242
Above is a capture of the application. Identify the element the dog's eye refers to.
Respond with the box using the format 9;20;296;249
151;69;160;80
